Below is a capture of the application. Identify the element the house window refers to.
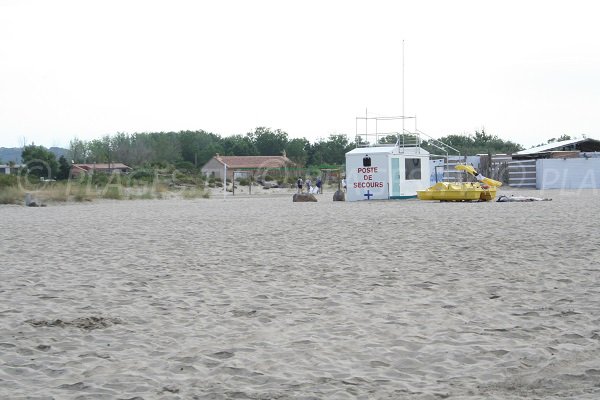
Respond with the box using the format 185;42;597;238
405;158;421;180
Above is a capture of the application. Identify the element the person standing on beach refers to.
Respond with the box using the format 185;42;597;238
316;176;322;194
341;178;346;192
296;177;303;193
305;178;311;193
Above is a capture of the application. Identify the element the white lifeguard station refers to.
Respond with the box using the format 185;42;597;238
345;115;431;201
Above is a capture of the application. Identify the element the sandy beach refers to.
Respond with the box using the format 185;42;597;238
1;188;600;399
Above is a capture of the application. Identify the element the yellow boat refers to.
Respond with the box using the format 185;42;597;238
454;164;503;187
417;182;497;201
417;164;501;202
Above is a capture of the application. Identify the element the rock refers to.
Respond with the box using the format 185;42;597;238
293;193;317;202
333;190;345;201
25;193;45;207
263;182;279;189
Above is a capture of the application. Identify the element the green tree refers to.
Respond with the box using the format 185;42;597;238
68;138;89;163
249;127;289;156
129;133;153;165
378;135;398;144
146;132;182;164
423;129;522;155
21;144;59;179
285;138;309;166
533;134;573;148
56;155;71;180
179;130;223;166
110;132;135;165
378;133;417;146
309;134;351;165
222;134;257;156
87;137;110;162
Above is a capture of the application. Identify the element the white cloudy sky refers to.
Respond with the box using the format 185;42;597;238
1;0;599;149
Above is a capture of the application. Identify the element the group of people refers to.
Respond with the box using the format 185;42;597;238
296;177;347;194
296;176;322;194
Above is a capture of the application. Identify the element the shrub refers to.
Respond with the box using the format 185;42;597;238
38;183;68;202
151;161;168;169
0;175;18;188
128;169;156;184
74;192;94;202
91;172;111;186
175;160;195;172
71;183;96;202
0;186;24;204
154;183;169;193
128;191;154;200
174;172;202;186
182;189;210;199
102;186;123;200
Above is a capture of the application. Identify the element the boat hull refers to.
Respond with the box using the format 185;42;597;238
417;182;497;202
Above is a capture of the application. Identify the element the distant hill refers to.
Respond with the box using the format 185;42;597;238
0;147;69;164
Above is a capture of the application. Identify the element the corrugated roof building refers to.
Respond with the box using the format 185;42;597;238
514;138;600;158
508;138;600;188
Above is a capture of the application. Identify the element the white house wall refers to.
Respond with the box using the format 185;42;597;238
201;158;225;179
536;158;600;189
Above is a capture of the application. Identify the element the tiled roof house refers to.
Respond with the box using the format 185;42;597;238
201;154;294;179
70;163;132;178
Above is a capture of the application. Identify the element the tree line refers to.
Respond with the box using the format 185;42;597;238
16;127;549;180
67;127;353;169
422;129;523;156
65;127;526;167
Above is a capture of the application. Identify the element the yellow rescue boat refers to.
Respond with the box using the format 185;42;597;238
417;164;501;202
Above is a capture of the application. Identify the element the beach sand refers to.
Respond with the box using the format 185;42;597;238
1;188;600;399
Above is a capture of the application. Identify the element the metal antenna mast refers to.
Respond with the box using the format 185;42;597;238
402;39;405;134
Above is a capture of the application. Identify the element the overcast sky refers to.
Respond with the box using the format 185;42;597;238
1;0;599;149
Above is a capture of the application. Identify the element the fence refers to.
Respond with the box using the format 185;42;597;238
508;159;537;188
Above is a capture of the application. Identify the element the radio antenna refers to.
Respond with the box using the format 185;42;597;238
402;39;405;134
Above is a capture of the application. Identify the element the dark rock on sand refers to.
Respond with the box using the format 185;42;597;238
25;193;45;207
293;193;317;202
333;190;345;201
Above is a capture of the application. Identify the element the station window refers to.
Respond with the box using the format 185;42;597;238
405;158;421;180
363;155;371;167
